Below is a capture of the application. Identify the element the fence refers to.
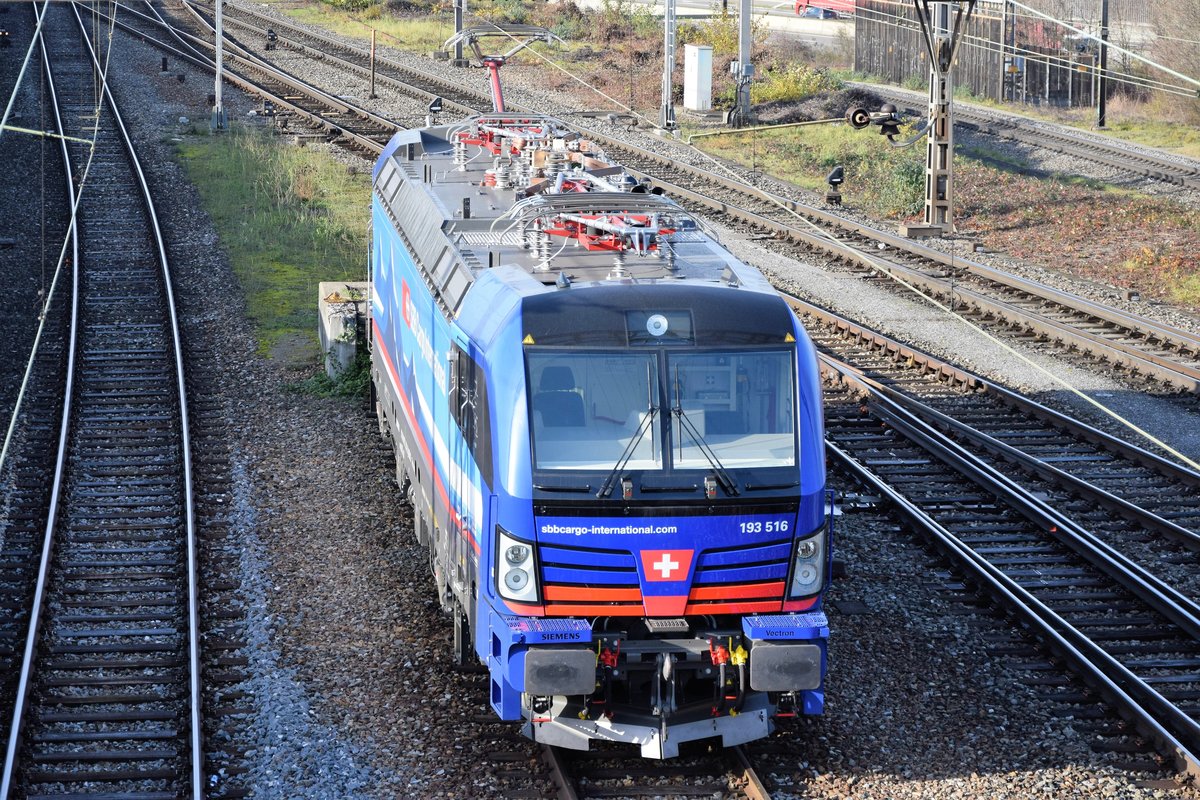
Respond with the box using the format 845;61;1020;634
853;0;1128;108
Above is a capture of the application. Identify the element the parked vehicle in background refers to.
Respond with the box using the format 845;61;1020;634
794;0;855;17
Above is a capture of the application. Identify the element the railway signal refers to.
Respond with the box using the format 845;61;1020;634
846;1;976;238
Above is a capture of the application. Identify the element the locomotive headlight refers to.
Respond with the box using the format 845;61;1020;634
788;532;826;598
505;569;529;592
497;526;540;604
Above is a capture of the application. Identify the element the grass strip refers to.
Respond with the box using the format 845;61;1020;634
175;125;370;360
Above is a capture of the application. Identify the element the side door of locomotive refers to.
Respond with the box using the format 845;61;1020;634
448;337;487;609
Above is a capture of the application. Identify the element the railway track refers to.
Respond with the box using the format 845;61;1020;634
74;0;1200;786
0;3;203;796
541;742;771;799
791;295;1200;556
804;303;1200;781
131;0;1200;395
0;6;74;774
862;83;1200;190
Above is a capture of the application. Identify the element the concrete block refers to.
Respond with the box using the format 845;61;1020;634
899;223;947;239
318;281;369;380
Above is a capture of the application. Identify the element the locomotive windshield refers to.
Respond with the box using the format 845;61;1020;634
526;348;796;472
527;351;663;471
669;351;795;468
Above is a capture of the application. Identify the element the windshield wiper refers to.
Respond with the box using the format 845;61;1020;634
597;406;658;498
671;364;738;497
672;407;739;497
598;362;660;499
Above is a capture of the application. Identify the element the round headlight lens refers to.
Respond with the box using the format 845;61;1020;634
795;563;818;587
796;539;817;560
505;568;529;592
505;544;530;565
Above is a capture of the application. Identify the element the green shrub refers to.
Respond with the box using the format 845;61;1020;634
876;157;925;217
295;349;372;399
540;1;590;41
492;0;528;24
751;63;844;103
630;5;662;39
678;4;767;55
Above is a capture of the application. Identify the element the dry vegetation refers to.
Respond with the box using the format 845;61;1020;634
283;0;1200;310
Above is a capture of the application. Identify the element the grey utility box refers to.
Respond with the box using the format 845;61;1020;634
684;45;713;112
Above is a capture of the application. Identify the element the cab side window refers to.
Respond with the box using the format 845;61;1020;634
450;344;494;487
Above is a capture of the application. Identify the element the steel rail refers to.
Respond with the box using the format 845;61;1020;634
826;356;1200;642
731;744;772;800
179;0;478;118
2;3;204;795
865;372;1200;551
540;745;580;800
160;0;1200;392
0;2;80;793
617;162;1200;392
68;1;207;790
175;1;400;135
100;0;1200;786
789;291;1200;481
825;356;1200;781
540;743;772;798
827;436;1200;784
93;1;390;154
783;292;1200;550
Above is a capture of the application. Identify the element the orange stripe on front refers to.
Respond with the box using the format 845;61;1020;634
544;585;643;602
687;581;785;602
684;600;783;615
543;603;645;616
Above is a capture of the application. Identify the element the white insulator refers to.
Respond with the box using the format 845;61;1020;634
660;240;678;272
546;150;565;181
608;251;628;280
453;138;468;169
535;230;554;271
520;221;531;250
494;161;512;189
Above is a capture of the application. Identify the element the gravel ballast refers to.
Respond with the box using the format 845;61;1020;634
91;7;1200;798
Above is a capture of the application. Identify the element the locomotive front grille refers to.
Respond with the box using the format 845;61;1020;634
686;538;791;615
538;537;793;617
539;541;643;615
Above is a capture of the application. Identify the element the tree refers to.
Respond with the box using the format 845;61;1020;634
1150;0;1200;122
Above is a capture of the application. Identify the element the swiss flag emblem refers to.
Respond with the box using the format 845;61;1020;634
640;549;694;582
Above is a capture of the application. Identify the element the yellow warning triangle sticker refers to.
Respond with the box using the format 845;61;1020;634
523;334;535;345
784;333;795;342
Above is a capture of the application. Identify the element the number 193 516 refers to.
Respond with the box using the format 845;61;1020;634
740;520;790;533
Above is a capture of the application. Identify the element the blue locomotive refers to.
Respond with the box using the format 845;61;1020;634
369;94;831;757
